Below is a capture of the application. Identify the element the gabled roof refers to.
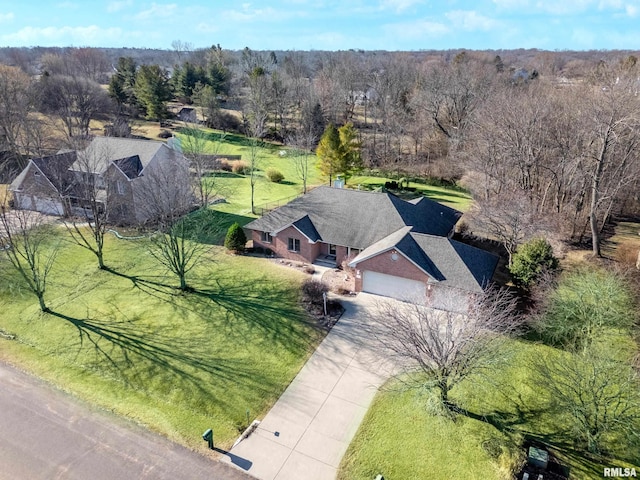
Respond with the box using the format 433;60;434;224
112;155;143;180
10;152;77;194
245;186;461;248
350;231;498;293
71;137;166;174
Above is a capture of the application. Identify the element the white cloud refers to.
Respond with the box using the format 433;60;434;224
379;0;424;13
626;4;639;16
107;0;133;13
492;0;531;8
135;3;178;20
445;10;500;31
2;25;126;46
0;12;14;23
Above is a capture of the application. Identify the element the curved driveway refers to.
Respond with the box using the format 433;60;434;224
0;362;253;480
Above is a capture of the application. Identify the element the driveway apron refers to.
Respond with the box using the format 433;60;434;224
221;293;396;480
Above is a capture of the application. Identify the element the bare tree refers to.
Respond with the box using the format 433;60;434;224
0;200;59;312
288;127;318;194
0;64;44;172
579;75;640;257
468;192;545;266
179;125;226;207
61;139;110;270
39;74;112;139
136;157;211;291
369;287;519;409
535;349;640;454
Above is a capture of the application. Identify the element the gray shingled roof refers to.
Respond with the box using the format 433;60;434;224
245;186;461;248
112;155;143;180
350;232;498;293
71;137;165;173
409;234;498;292
9;152;78;193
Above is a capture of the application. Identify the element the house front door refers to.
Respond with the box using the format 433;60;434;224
328;244;336;256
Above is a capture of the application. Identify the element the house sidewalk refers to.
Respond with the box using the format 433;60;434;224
220;293;396;480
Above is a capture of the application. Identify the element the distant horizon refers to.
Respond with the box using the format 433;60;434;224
0;1;639;52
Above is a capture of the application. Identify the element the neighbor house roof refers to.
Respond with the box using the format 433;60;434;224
71;137;166;174
9;152;77;194
245;186;461;249
112;155;143;180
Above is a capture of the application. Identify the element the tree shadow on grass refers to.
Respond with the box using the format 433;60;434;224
102;266;318;355
455;403;639;475
189;273;320;355
48;308;276;413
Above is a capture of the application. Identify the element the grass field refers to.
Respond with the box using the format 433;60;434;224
0;228;323;450
175;129;324;218
339;339;640;480
348;175;472;211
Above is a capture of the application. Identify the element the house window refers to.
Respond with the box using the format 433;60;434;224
328;244;337;256
116;180;125;195
261;232;273;243
288;238;300;252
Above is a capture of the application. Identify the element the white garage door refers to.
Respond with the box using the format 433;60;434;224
362;271;427;303
34;197;64;215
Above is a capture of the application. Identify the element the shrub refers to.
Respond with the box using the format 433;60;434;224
303;265;315;274
301;279;329;305
509;238;558;287
266;167;284;183
218;160;233;172
232;161;249;174
224;222;247;253
158;129;172;139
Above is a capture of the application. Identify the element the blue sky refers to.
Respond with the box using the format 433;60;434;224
0;0;639;51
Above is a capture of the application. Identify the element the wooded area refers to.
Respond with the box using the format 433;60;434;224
1;45;639;257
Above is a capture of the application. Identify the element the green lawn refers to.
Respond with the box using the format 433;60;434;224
177;129;472;218
176;129;325;217
339;340;640;480
0;229;323;450
348;175;472;211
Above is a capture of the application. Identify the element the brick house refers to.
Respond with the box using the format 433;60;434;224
245;186;498;310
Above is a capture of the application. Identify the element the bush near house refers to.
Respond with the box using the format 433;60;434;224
509;238;558;287
224;222;247;252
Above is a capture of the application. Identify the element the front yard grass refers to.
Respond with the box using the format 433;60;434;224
0;230;323;450
339;341;640;480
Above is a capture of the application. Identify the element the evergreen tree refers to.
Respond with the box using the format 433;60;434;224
224;222;247;253
135;65;172;120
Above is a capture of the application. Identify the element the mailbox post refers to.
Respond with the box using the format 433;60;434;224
202;429;214;449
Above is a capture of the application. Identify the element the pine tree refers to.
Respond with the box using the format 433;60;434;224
224;222;247;253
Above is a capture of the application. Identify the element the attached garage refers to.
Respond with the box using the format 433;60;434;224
362;270;427;303
14;193;64;215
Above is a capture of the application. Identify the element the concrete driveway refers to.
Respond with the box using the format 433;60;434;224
221;293;397;480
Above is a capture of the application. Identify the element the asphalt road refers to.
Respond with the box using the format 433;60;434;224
0;361;253;480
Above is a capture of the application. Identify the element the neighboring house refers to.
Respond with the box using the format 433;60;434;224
9;137;191;225
245;186;498;310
